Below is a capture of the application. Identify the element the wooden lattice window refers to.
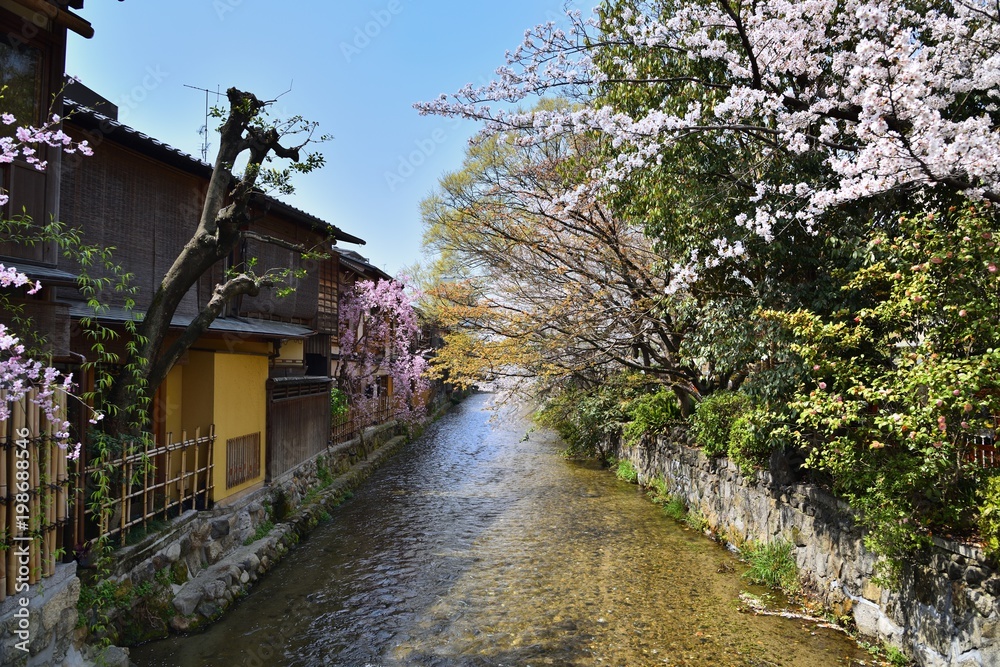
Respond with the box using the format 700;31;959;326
226;432;261;488
317;258;338;333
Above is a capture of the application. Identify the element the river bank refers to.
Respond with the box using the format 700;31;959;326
131;394;869;666
611;424;1000;667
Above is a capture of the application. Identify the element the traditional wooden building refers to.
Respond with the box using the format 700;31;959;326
1;68;368;559
55;91;365;512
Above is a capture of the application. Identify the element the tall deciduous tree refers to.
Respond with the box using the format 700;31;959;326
421;107;717;411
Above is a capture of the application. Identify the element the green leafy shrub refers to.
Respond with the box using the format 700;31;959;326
728;407;775;475
979;475;1000;558
615;459;639;483
535;373;648;457
692;391;750;456
767;204;998;580
741;539;799;593
645;476;670;504
663;496;688;522
330;388;349;420
684;508;708;532
622;386;681;445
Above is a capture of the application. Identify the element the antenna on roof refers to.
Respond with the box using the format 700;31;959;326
183;84;223;162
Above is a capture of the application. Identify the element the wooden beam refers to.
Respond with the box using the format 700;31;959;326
9;0;95;38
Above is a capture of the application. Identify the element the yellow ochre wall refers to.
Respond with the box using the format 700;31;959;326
168;349;268;503
275;340;304;363
180;351;215;439
211;352;268;501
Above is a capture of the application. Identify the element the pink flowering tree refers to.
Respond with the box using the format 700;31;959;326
337;277;429;428
0;111;97;460
418;0;1000;287
416;0;1000;569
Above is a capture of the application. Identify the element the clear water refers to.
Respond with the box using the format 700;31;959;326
130;394;869;666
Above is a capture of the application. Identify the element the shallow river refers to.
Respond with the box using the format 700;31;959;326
131;393;870;666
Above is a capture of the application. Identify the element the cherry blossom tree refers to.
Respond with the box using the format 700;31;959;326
418;0;1000;285
1;111;98;460
337;277;429;427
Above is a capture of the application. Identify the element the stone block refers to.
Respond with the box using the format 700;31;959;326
95;645;131;667
173;586;204;617
862;581;882;603
210;518;231;540
164;541;182;563
877;614;903;641
196;600;220;619
170;614;193;633
203;579;226;602
967;567;989;587
853;599;881;637
205;540;225;564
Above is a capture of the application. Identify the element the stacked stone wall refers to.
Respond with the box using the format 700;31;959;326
614;427;1000;667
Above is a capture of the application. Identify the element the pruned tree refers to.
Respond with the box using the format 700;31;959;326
104;88;328;433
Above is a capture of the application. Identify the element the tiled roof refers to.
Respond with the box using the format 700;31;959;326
333;247;392;282
66;303;314;339
63;99;365;246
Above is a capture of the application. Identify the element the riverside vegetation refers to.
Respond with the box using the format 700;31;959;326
416;1;1000;593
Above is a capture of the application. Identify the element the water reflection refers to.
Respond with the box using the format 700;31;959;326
131;394;868;666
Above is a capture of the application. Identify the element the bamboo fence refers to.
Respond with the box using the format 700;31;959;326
0;389;71;602
79;426;215;548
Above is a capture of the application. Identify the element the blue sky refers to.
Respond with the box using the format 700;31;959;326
66;1;583;277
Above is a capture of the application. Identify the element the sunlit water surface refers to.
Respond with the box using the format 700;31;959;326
131;393;869;666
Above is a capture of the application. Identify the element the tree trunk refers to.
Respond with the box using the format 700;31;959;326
102;88;312;436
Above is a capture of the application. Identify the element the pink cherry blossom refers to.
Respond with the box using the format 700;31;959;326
338;277;430;426
417;1;1000;283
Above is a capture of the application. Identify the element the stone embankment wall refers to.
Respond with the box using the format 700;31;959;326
103;420;408;640
614;427;1000;667
0;563;79;667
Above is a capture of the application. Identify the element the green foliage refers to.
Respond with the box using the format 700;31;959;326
884;644;911;667
684;508;708;532
769;204;997;579
740;539;799;593
645;476;670;504
728;408;775;476
536;377;637;457
537;374;682;457
615;458;639;483
692;392;750;457
316;454;335;488
622;386;681;445
330;388;349;421
244;519;275;546
663;497;688;522
857;640;912;667
979;475;1000;559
